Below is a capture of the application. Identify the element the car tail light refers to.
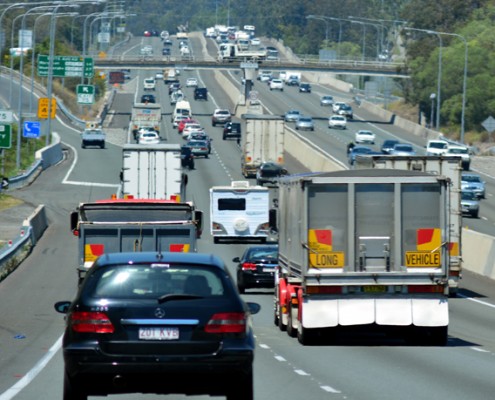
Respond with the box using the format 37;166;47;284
205;312;247;334
241;262;257;271
69;311;115;333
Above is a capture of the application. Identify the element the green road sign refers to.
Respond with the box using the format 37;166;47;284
37;55;94;78
77;85;95;105
0;124;12;149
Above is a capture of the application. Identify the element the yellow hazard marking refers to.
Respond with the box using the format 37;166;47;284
405;251;441;267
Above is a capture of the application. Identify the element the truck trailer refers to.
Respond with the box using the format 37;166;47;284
130;102;162;139
70;198;203;282
273;169;450;345
354;154;463;296
120;144;187;201
240;114;285;178
218;43;267;62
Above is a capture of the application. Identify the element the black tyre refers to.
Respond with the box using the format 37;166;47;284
227;369;253;400
223;135;227;140
63;370;87;400
212;121;216;127
297;325;316;346
237;283;245;294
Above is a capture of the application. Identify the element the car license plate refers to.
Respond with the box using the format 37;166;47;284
363;286;386;293
262;268;274;272
139;327;179;340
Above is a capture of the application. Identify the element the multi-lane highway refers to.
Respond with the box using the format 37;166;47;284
1;33;495;400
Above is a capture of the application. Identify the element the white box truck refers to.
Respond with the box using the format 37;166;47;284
240;114;285;178
120;144;187;201
130;102;162;140
273;169;450;346
210;181;270;243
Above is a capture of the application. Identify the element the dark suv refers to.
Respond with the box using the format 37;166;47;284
55;252;260;400
223;122;241;140
194;87;208;101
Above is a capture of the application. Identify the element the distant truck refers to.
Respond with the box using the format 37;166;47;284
120;144;187;201
240;114;285;178
218;43;267;62
354;154;464;296
273;169;450;346
81;122;106;149
163;68;179;84
130;102;162;139
70;198;203;282
209;181;270;243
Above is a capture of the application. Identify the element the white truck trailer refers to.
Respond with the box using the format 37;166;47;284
354;154;463;296
240;114;285;178
218;43;267;62
210;181;270;243
273;169;450;346
120;144;187;201
130;102;162;140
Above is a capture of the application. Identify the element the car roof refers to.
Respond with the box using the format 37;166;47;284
93;252;227;271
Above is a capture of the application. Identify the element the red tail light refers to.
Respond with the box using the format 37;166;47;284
241;262;257;271
205;312;247;334
70;311;115;333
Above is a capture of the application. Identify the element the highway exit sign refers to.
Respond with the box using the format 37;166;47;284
37;55;94;78
77;85;95;105
0;124;12;148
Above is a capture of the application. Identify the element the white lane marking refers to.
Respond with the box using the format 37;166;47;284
321;385;342;393
294;369;309;376
274;355;286;362
458;293;495;309
259;343;270;349
0;335;63;400
470;347;490;353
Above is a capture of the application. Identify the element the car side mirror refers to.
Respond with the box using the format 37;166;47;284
246;302;261;315
54;301;71;314
232;257;240;263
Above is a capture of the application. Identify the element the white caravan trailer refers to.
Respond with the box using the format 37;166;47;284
210;181;270;243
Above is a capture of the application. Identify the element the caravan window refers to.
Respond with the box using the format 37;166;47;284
218;198;246;211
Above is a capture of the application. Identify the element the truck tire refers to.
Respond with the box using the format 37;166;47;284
237;283;245;294
100;142;105;149
81;142;85;149
297;325;316;346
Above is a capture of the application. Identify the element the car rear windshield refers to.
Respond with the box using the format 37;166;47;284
89;264;226;299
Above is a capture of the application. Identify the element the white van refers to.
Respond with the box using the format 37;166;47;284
210;181;270;243
172;100;191;122
143;77;156;91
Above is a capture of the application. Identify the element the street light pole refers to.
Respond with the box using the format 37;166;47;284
405;27;443;130
351;20;366;61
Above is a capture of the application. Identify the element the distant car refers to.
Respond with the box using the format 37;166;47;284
212;109;232;126
269;78;284;91
186;77;198;87
298;82;311;93
389;143;416;156
250;37;261;46
163;38;172;46
256;162;288;186
189;132;212;153
182;123;204;140
355;130;376;144
461;191;480;218
461;173;486;199
233;245;279;294
162;47;171;56
194;87;208;101
332;102;347;113
320;95;334;106
143;77;156;91
173;115;189;129
258;73;272;82
178;118;197;134
348;146;379;165
446;145;471;170
295;116;315;131
284;109;301;122
54;251;260;400
138;131;160;145
155;72;164;80
381;139;400;154
336;104;353;119
168;82;181;94
140;94;156;104
328;115;347;129
426;139;449;156
223;121;241;140
186;140;209;158
286;76;300;86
